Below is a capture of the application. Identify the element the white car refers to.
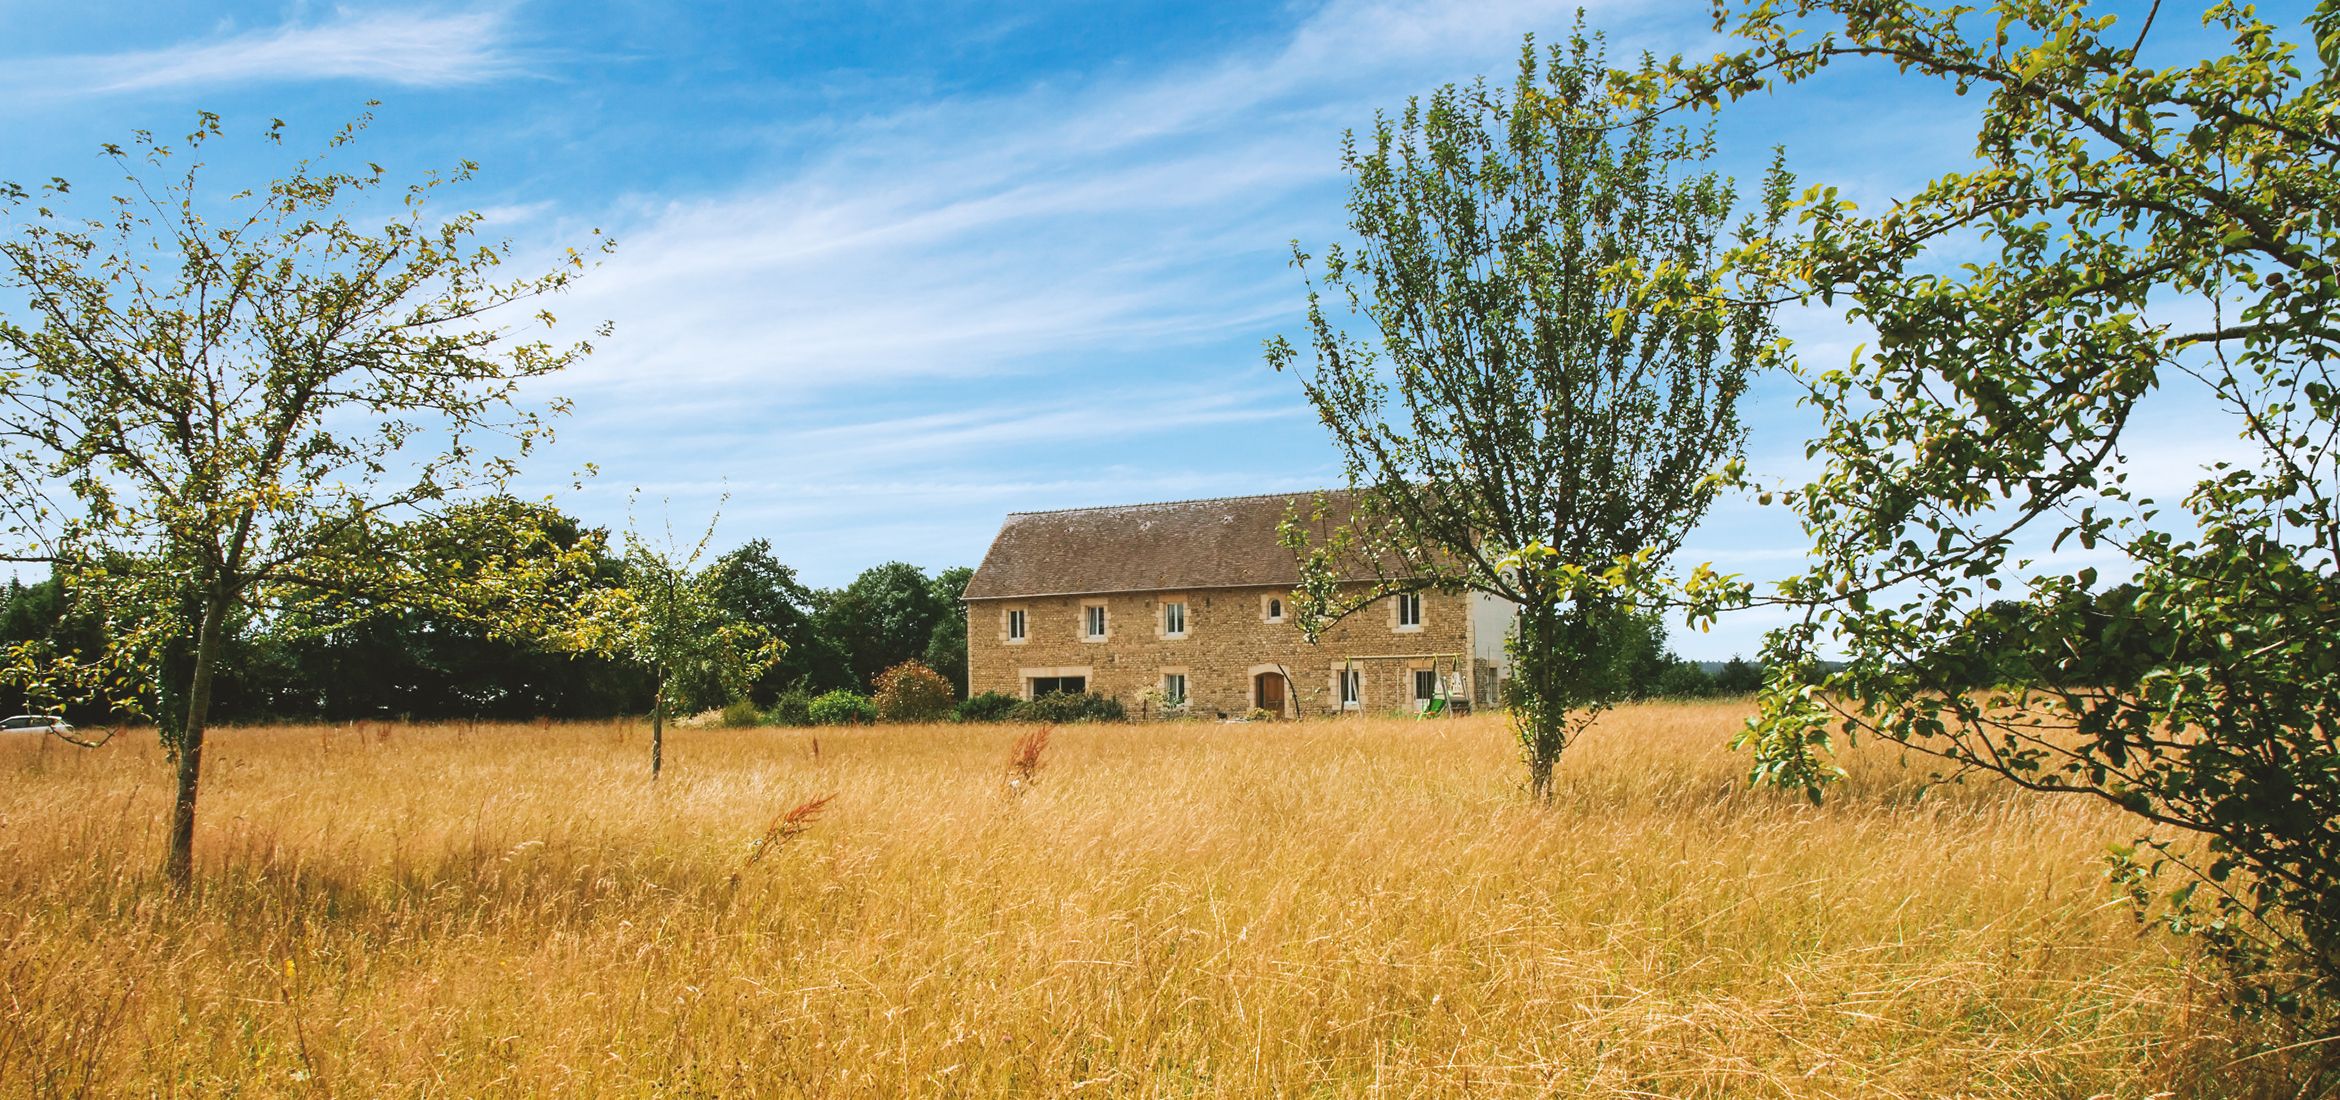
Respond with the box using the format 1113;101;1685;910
0;714;72;735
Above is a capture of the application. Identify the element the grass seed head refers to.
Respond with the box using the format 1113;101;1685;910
1006;725;1052;792
739;791;836;874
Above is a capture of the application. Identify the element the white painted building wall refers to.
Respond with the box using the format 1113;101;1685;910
1469;590;1516;674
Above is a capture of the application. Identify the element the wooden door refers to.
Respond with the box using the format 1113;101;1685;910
1255;672;1284;717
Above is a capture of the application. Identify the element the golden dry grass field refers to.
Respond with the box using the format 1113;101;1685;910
0;702;2304;1097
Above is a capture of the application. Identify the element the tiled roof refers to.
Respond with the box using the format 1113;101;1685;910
961;490;1375;600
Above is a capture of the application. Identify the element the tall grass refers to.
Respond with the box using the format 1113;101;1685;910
0;704;2307;1096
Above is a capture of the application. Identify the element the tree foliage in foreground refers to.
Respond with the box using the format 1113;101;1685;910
1670;0;2340;1021
1271;29;1789;798
0;113;607;885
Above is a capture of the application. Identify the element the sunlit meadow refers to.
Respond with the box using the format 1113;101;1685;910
0;703;2299;1096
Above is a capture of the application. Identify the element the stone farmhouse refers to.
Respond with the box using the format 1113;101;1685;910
961;491;1515;718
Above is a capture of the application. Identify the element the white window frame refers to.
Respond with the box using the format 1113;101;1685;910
1395;592;1423;631
1263;594;1285;623
1338;666;1363;709
1082;601;1108;641
1161;599;1188;639
1005;607;1027;643
1161;672;1187;706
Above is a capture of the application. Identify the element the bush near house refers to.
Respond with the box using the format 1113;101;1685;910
807;689;876;726
872;660;955;722
1009;691;1126;724
766;687;816;727
953;691;1021;724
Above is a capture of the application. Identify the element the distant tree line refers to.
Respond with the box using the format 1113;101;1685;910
1584;612;1765;702
0;508;972;725
0;526;1770;725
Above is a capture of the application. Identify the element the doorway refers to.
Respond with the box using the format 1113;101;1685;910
1254;672;1285;717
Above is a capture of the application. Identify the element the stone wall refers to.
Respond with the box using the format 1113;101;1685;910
967;584;1496;718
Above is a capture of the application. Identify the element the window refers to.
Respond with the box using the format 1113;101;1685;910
1414;669;1438;703
1161;673;1187;706
1265;596;1284;622
1084;604;1107;639
1006;608;1026;642
1339;667;1362;708
1029;675;1086;697
1396;592;1423;629
1163;601;1187;637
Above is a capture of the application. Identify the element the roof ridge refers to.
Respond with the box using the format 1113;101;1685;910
1004;488;1342;518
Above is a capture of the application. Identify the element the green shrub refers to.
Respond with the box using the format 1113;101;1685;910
807;689;875;726
766;687;815;727
1648;662;1718;699
1008;691;1125;724
953;691;1021;724
719;698;764;728
1712;656;1763;695
872;659;955;722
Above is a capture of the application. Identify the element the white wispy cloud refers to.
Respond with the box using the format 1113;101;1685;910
554;0;1704;389
7;8;526;96
520;0;1728;586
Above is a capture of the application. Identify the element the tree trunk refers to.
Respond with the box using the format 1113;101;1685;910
1513;604;1569;802
1527;749;1557;802
154;589;201;757
164;588;230;889
650;673;665;780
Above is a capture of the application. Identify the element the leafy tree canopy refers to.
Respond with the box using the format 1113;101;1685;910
1662;0;2340;1021
923;564;974;698
817;560;954;691
0;111;609;884
1272;27;1791;797
577;507;782;778
699;538;834;703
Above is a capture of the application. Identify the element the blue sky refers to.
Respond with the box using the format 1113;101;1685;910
0;1;2281;659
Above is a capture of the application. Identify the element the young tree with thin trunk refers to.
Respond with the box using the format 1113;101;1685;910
587;506;781;778
1269;30;1789;799
0;113;608;887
